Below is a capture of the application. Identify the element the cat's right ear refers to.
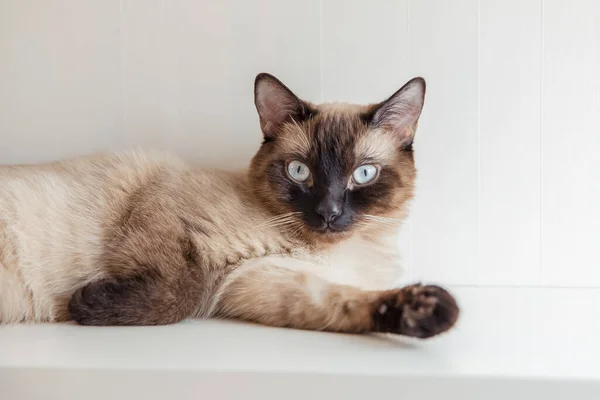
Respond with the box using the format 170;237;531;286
254;73;313;140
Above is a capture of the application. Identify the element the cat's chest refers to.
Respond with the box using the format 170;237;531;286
235;233;404;290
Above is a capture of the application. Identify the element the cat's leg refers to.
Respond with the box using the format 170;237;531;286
67;272;199;326
210;264;459;338
67;226;204;326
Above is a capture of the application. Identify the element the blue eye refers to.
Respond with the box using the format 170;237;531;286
287;160;311;182
352;165;378;185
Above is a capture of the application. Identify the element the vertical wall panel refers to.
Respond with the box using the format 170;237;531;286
478;0;542;285
321;0;410;102
120;0;182;155
407;0;480;285
542;0;600;286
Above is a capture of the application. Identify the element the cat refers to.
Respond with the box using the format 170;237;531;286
0;73;459;338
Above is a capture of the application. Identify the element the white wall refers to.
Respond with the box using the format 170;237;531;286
1;0;598;288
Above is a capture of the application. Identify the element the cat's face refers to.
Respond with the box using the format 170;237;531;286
249;73;425;242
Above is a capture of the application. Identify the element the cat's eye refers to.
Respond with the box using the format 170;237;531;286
287;160;311;182
352;164;378;185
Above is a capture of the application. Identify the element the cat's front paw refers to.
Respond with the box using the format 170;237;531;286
372;284;459;338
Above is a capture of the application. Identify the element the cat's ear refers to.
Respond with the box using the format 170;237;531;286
369;77;426;150
254;73;313;140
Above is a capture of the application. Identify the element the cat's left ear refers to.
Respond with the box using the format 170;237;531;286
369;77;426;150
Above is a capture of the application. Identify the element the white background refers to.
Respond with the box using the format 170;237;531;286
1;0;598;288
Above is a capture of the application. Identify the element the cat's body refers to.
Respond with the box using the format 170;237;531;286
0;74;459;338
0;150;401;323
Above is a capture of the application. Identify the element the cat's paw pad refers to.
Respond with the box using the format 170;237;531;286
373;284;459;338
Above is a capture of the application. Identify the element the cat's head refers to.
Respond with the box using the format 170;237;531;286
249;73;425;242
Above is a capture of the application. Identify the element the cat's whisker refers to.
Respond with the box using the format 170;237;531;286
260;222;294;230
258;214;305;230
260;219;299;229
364;220;401;228
265;212;296;222
266;216;303;233
261;214;296;224
286;221;306;238
362;215;404;227
363;215;404;223
352;220;369;228
257;212;302;227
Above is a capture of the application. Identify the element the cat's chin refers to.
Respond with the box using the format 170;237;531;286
316;227;347;234
305;225;354;242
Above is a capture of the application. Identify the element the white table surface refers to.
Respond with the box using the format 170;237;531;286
1;287;599;399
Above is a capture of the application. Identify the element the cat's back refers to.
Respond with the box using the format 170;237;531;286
0;149;185;191
0;149;185;237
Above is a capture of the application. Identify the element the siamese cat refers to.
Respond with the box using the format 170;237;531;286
0;73;458;338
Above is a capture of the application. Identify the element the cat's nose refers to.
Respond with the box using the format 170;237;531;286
316;198;342;223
